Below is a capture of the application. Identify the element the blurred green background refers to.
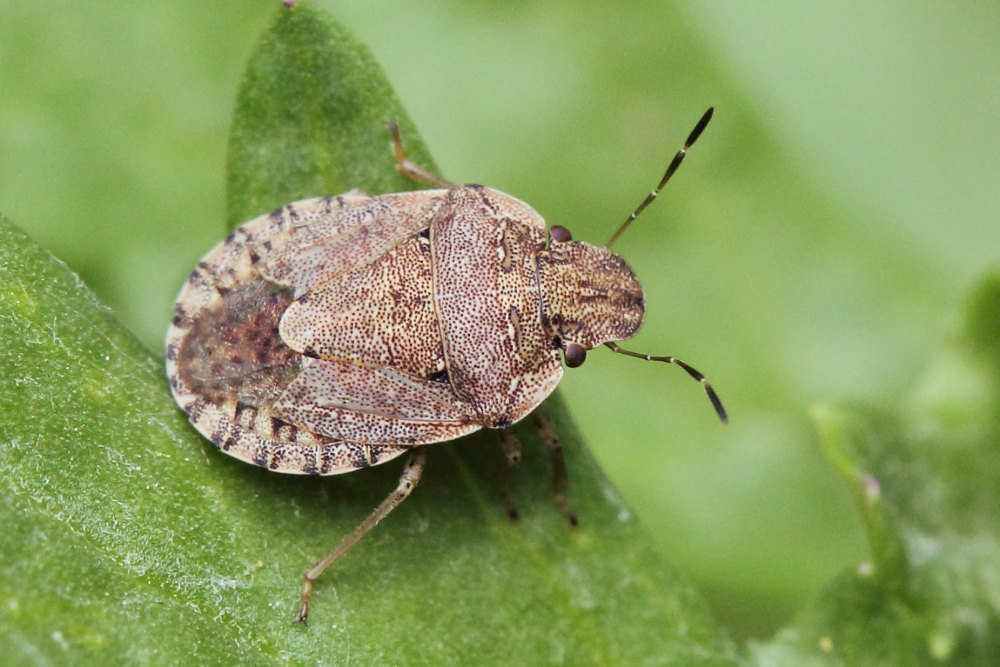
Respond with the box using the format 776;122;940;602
2;0;998;639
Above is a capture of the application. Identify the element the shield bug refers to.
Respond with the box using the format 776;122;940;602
165;108;725;622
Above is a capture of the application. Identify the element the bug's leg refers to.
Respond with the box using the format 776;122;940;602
532;408;578;527
494;428;523;520
499;427;522;466
387;122;457;189
296;448;427;624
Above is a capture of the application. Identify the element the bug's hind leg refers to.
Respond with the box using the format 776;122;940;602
532;408;578;527
296;447;427;623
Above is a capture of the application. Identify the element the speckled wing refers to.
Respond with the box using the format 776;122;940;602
166;190;470;476
278;233;446;380
257;190;449;296
273;358;480;445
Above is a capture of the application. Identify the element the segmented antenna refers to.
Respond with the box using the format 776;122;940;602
604;342;728;423
606;108;713;248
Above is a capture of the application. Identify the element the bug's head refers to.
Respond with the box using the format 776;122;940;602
538;225;645;368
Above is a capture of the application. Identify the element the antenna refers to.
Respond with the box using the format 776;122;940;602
606;107;713;248
605;342;728;423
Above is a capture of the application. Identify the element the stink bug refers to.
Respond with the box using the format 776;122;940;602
165;108;725;622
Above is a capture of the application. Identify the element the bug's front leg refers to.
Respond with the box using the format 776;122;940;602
296;447;427;624
499;427;522;465
494;428;524;520
532;408;577;527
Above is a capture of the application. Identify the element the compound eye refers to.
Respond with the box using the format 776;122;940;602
564;342;587;368
549;225;572;243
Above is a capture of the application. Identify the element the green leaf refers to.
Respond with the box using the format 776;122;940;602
749;275;1000;665
8;1;998;662
0;4;735;663
0;217;271;662
226;2;436;223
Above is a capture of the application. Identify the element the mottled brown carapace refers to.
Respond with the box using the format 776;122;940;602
166;110;721;622
166;185;644;476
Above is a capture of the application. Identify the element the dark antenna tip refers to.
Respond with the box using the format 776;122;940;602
705;385;728;424
687;107;714;146
605;342;728;424
606;107;715;248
